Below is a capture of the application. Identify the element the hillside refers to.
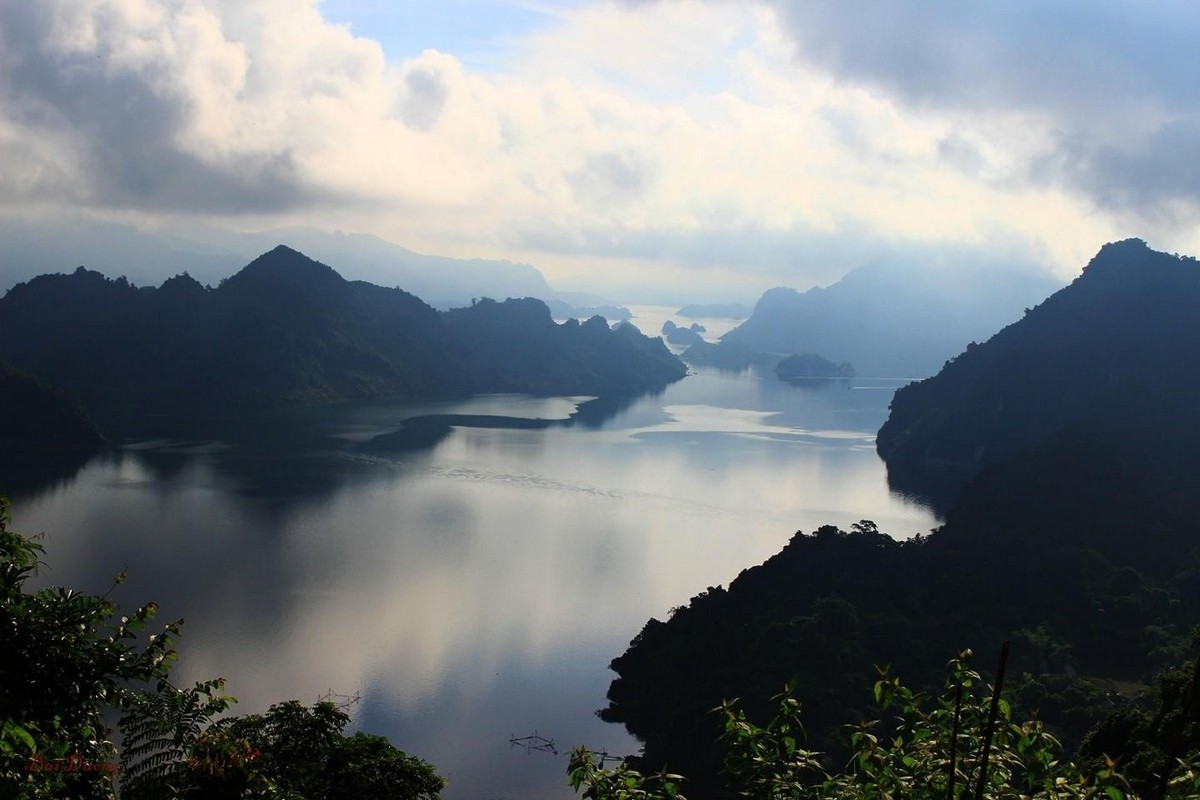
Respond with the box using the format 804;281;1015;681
0;215;619;313
877;239;1200;508
444;299;683;395
597;239;1200;799
0;361;105;494
0;246;684;428
600;443;1200;799
705;257;1059;378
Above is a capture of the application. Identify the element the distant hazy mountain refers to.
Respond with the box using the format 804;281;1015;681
675;302;750;319
0;246;684;428
877;239;1200;505
712;257;1062;379
774;353;854;381
660;320;706;346
543;299;632;322
0;215;615;311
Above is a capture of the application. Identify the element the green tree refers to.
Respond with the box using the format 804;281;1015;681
1;497;445;799
177;701;445;800
1;496;180;799
570;652;1200;799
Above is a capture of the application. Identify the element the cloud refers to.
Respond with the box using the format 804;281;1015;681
0;1;320;213
0;0;1186;298
397;64;449;131
565;150;653;206
765;1;1200;220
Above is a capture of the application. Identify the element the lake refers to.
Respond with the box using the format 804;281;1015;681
10;316;936;799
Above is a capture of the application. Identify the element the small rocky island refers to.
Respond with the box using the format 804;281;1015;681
773;353;855;381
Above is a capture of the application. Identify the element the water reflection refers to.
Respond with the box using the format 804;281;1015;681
13;368;936;799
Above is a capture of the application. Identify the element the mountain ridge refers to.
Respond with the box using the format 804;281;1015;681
876;238;1200;508
0;246;684;431
703;256;1061;379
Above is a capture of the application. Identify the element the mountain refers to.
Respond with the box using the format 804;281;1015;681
877;239;1200;508
706;257;1060;379
599;454;1200;798
773;353;854;381
0;246;684;429
0;361;105;494
0;214;616;311
596;239;1200;799
675;303;750;319
443;298;683;395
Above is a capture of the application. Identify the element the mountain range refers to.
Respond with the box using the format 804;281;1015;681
692;255;1060;379
0;246;685;432
877;238;1200;508
598;240;1200;798
0;214;620;315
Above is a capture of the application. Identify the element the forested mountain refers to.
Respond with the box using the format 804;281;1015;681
598;240;1200;799
601;453;1200;798
877;239;1200;508
702;256;1059;378
0;215;611;312
0;361;105;493
0;246;684;429
443;299;676;395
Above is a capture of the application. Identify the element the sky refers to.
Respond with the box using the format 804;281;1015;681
0;0;1198;300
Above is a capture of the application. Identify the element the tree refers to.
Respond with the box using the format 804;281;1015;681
170;701;446;800
1;495;180;799
569;651;1200;799
0;497;445;799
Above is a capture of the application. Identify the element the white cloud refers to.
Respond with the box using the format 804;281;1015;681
0;0;1191;297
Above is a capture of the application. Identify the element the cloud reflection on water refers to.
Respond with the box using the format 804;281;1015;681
14;371;936;798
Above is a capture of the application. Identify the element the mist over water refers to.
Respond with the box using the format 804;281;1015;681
12;336;935;798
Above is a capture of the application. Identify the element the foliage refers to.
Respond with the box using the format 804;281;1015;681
600;506;1199;796
0;495;180;799
573;652;1200;800
0;497;445;799
877;238;1200;511
161;700;446;800
1076;649;1200;798
569;751;687;800
118;678;239;799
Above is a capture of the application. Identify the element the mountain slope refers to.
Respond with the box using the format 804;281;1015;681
444;300;685;395
595;240;1200;799
0;246;684;427
876;239;1200;506
0;361;104;495
714;257;1060;378
0;214;613;311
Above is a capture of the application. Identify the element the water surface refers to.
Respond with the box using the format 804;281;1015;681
14;360;935;799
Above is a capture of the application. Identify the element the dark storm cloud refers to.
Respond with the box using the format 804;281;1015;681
771;2;1199;115
1045;119;1200;220
0;3;321;214
767;1;1200;217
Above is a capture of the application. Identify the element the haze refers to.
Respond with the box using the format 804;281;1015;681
1;1;1198;302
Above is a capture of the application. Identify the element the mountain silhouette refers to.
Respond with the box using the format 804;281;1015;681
706;256;1059;378
877;238;1200;507
0;246;684;430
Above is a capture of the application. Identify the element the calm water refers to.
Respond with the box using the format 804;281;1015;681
12;321;936;798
